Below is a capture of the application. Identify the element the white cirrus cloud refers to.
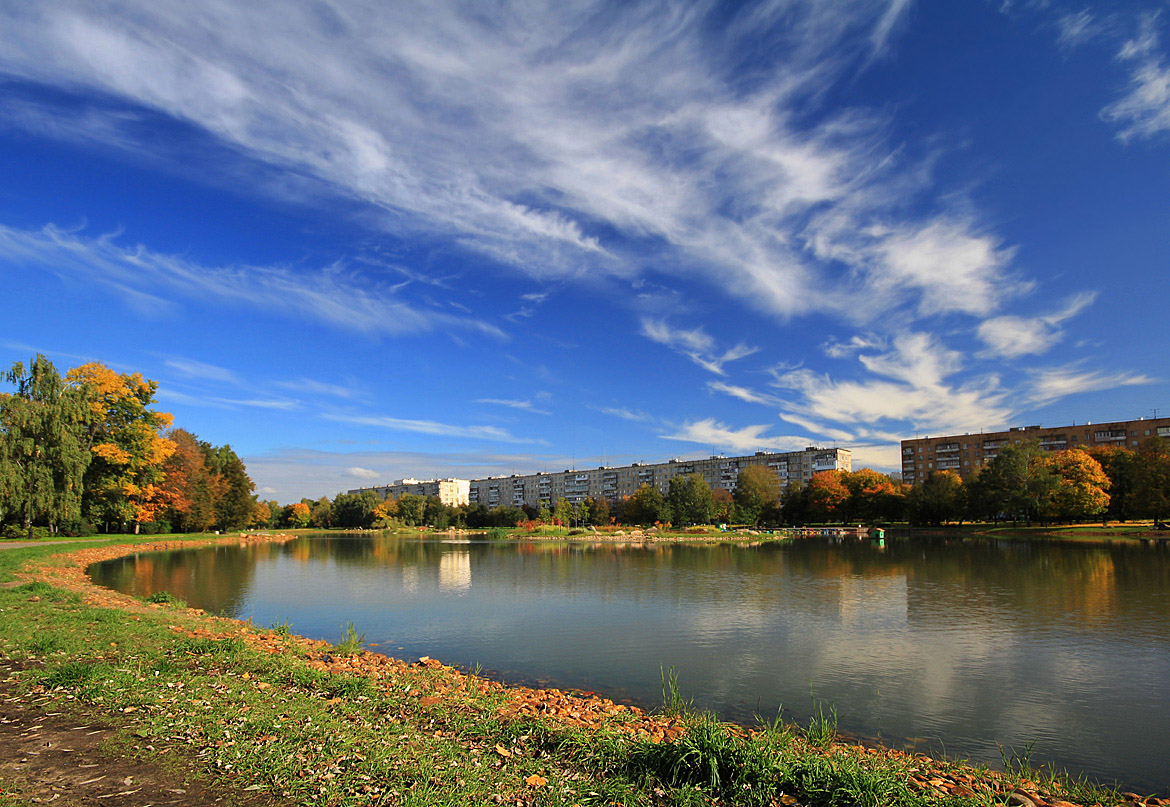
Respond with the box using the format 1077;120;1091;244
641;319;757;376
595;406;655;424
474;398;552;416
0;0;1024;324
1025;365;1153;406
346;467;381;480
0;223;504;339
661;418;816;454
1101;14;1170;141
163;358;240;384
706;381;783;406
976;291;1096;358
325;413;542;445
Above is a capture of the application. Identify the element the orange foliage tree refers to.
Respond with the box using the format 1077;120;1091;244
66;362;175;532
805;470;850;523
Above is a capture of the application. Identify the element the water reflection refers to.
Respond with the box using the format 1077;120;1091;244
90;534;1170;793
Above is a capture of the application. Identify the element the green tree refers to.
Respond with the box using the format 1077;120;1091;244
205;445;254;531
1131;438;1170;522
0;355;95;537
552;497;573;526
332;490;382;528
624;484;668;526
980;441;1059;524
288;501;312;528
667;473;715;526
780;479;808;525
587;496;610;526
733;465;781;525
908;471;966;526
394;493;425;526
310;496;333;528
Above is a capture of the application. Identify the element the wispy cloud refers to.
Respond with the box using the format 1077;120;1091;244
706;381;782;407
771;332;1013;433
346;467;381;480
0;223;504;339
325;413;541;444
163;358;240;384
641;319;757;376
274;378;363;400
1055;10;1101;52
1101;14;1170;141
595;406;655;423
976;291;1096;358
475;398;552;416
662;419;814;453
0;1;1026;325
1025;365;1153;405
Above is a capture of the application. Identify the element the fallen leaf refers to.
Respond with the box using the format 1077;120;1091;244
524;774;547;788
495;744;512;758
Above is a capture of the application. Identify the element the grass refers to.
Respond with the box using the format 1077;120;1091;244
0;535;1135;807
333;621;365;654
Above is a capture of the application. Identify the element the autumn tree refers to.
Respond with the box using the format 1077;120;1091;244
286;501;312;528
157;429;219;533
1044;448;1110;521
66;363;175;533
805;471;850;523
734;465;782;525
0;355;95;537
843;468;908;523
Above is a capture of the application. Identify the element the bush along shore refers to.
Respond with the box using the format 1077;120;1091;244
0;534;1156;807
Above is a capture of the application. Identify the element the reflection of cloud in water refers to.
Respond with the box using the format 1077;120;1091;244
439;550;471;592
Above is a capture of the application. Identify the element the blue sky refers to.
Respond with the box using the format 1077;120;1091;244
2;0;1167;502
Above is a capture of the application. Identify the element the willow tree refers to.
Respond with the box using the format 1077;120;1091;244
0;355;94;537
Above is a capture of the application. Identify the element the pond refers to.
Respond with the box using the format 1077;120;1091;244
89;533;1170;793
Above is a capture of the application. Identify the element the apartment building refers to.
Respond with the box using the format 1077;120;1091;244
467;446;852;510
347;478;470;507
900;416;1170;484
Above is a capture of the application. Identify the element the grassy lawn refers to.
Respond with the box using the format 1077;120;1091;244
0;536;1136;806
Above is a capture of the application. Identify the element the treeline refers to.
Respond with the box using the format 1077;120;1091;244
0;355;256;538
260;438;1169;532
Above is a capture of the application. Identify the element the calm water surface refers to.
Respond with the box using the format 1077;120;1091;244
90;534;1170;792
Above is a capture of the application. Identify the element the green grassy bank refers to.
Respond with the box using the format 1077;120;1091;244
0;536;1137;807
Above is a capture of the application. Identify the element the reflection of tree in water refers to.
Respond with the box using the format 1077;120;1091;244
91;534;1170;639
92;544;261;616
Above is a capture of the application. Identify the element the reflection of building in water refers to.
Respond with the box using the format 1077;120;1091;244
400;565;420;594
438;551;471;592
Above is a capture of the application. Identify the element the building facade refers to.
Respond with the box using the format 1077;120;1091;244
467;447;852;510
900;417;1170;483
347;478;471;507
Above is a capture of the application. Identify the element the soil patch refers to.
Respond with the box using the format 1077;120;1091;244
0;663;272;807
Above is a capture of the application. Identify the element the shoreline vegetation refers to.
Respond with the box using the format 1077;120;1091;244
0;532;1162;806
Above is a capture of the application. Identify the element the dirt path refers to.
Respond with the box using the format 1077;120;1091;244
0;665;273;807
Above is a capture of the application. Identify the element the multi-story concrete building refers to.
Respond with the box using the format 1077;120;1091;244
900;416;1170;484
467;446;851;510
348;478;470;507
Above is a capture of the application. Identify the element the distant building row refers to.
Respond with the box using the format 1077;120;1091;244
900;416;1170;483
347;446;853;510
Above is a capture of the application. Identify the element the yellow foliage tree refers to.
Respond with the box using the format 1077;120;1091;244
66;362;175;532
